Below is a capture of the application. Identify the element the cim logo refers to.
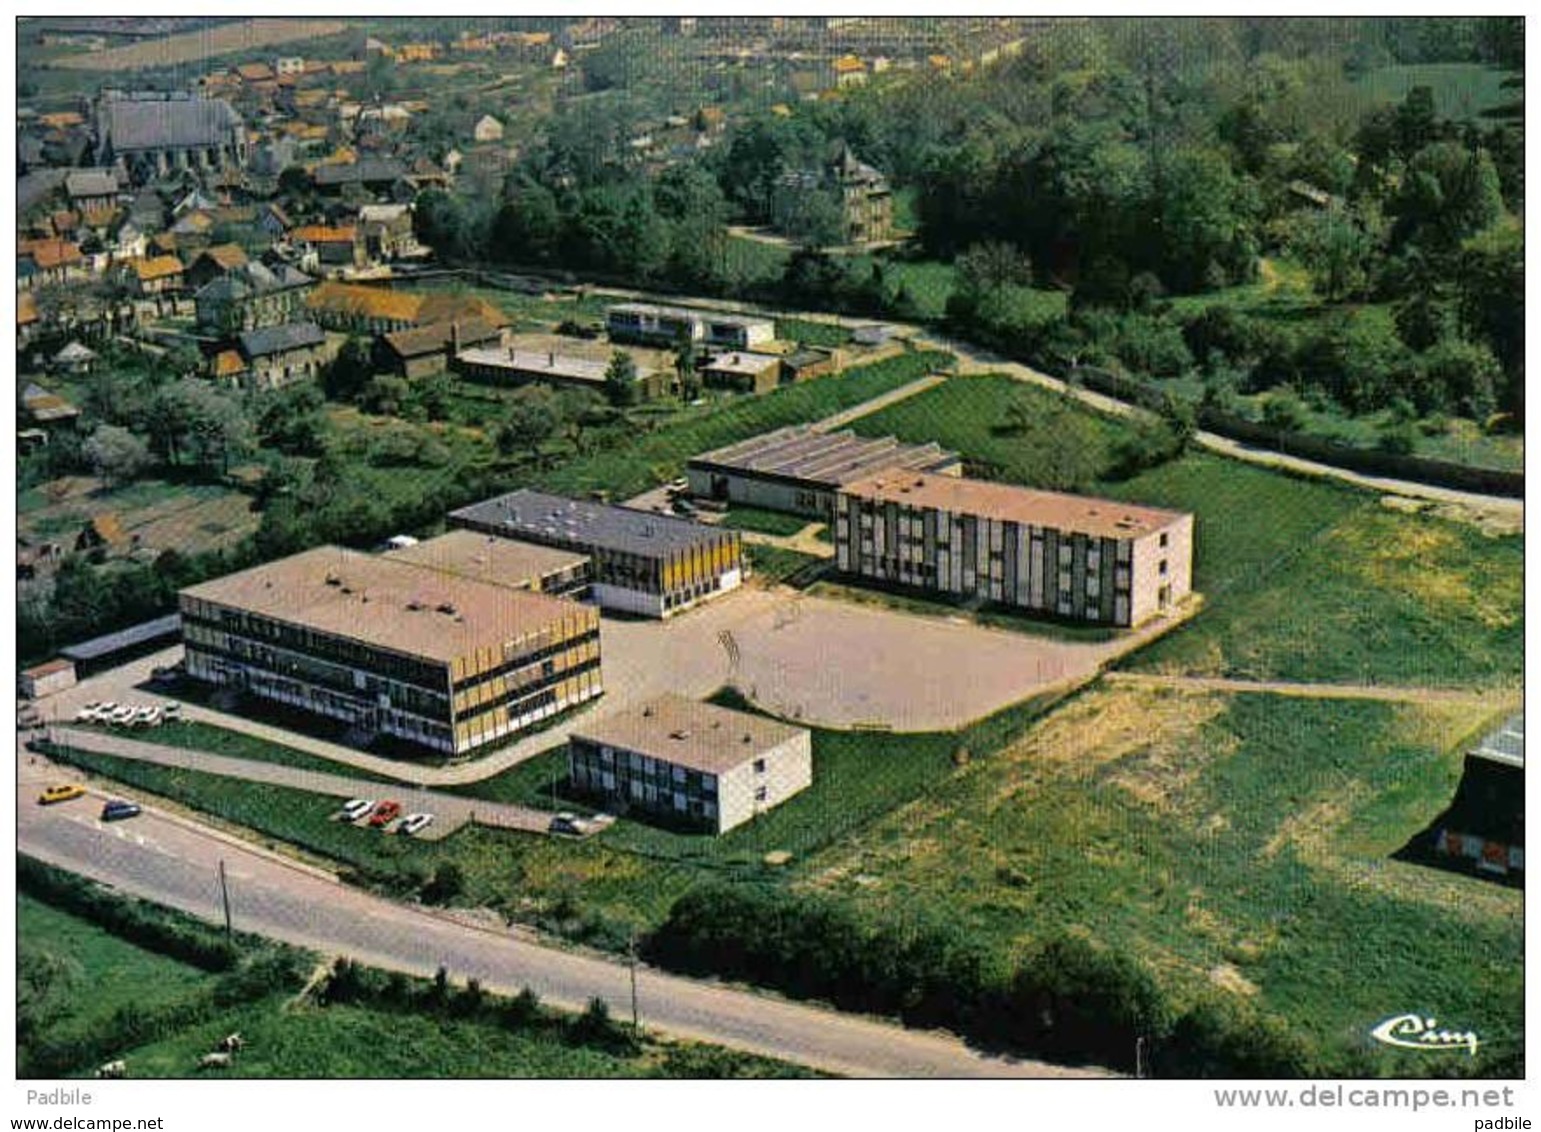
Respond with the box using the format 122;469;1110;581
1370;1013;1480;1056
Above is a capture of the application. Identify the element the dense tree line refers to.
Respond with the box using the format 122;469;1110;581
644;882;1318;1076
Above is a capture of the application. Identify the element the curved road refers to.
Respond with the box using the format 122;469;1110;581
16;757;1105;1080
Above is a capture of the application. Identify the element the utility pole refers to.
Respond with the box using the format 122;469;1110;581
217;859;233;938
628;929;640;1032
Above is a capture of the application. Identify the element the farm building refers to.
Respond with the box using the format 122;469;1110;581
688;425;962;519
383;529;592;599
381;319;502;378
450;490;743;619
606;303;774;351
568;693;812;833
1435;713;1523;881
833;472;1193;627
179;546;602;755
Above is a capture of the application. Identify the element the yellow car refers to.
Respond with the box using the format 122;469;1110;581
38;784;86;805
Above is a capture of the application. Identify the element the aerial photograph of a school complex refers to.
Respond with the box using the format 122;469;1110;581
11;12;1525;1123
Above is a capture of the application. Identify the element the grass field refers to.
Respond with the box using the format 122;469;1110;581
848;377;1522;687
719;505;812;536
20;891;812;1078
1351;62;1517;122
19;894;214;1049
776;317;852;348
800;684;1522;1073
50;17;347;70
746;545;826;585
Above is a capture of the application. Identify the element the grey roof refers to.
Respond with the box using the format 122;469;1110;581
104;96;242;153
452;489;730;559
572;693;808;776
690;425;962;490
65;169;120;198
1473;713;1524;769
19;169;69;213
54;341;99;363
199;260;312;303
314;158;407;186
61;614;182;662
239;321;326;358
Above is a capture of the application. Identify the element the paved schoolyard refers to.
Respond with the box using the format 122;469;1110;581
723;595;1113;731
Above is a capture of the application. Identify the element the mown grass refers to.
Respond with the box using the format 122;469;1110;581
719;505;812;536
745;545;827;585
19;894;213;1045
89;719;404;784
775;317;852;347
799;685;1522;1073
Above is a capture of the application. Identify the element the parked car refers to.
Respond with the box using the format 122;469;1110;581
131;706;161;727
549;812;586;836
39;784;86;805
160;703;182;720
666;478;689;494
368;800;402;828
74;706;100;723
399;812;434;836
101;799;142;822
109;706;136;725
340;799;375;822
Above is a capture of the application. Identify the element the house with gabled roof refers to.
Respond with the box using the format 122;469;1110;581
234;320;332;391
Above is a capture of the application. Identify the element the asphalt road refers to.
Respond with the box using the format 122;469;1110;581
16;761;1106;1080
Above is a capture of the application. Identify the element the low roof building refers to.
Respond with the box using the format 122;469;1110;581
572;692;808;778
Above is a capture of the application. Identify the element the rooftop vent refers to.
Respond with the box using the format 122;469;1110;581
669;729;691;740
437;602;456;615
325;573;341;586
642;706;654;717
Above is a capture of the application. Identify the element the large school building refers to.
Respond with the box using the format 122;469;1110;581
450;489;743;618
833;472;1193;627
178;546;602;755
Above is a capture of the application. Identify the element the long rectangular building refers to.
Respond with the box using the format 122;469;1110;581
688;425;963;518
383;529;591;599
833;472;1193;627
179;546;602;755
568;693;812;833
606;302;774;351
451;490;743;618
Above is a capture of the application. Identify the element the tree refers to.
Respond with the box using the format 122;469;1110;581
17;947;83;1044
1262;386;1306;434
323;336;375;403
255;383;328;454
603;351;639;408
956;241;1034;300
491;178;562;266
771;184;846;249
144;379;251;474
1284;205;1381;302
1393;143;1505;252
1153;148;1260;292
496;385;561;463
81;424;152;487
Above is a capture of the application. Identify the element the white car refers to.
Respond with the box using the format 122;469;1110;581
160;703;182;719
399;813;434;836
132;706;161;727
339;799;375;822
109;706;136;725
74;706;100;723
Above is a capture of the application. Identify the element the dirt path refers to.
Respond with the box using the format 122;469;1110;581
1102;671;1522;708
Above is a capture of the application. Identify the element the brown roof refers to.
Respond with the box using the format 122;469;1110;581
572;693;808;776
236;62;275;82
17;291;38;326
24;658;76;679
838;472;1190;540
180;545;593;666
382;318;499;359
307;281;505;328
834;54;866;73
20;238;83;269
212;349;248;378
133;255;185;281
199;243;250;272
384;530;588;590
291;224;357;244
38;111;84;129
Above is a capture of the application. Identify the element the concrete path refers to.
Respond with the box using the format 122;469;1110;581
45;727;555;833
1102;671;1523;708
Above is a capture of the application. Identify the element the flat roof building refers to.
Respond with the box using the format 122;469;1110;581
179;546;601;755
453;345;665;399
701;351;783;394
833;472;1194;628
450;490;743;619
688;425;963;518
569;693;812;833
383;529;591;599
606;303;774;351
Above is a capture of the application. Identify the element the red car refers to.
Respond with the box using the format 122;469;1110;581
368;800;402;828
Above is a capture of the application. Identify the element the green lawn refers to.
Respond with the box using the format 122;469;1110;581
746;545;827;585
720;505;812;536
799;685;1522;1074
19;894;214;1048
775;317;852;348
1351;62;1517;122
724;236;792;285
92;719;404;784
